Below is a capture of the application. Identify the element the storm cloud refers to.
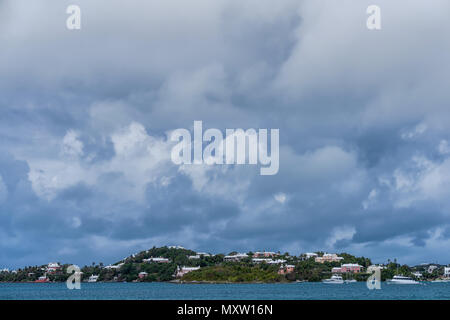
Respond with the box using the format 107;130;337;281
1;0;450;267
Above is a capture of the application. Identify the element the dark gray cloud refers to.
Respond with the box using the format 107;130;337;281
1;0;450;268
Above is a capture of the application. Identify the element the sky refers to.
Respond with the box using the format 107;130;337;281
1;0;450;268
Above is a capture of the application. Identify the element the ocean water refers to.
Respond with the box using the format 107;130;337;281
1;282;450;300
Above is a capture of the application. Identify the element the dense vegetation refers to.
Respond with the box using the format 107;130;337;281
182;265;285;283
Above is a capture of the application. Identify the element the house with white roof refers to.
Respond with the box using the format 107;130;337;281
224;253;248;262
267;259;287;265
104;263;124;270
428;265;438;274
252;258;273;264
253;251;279;258
143;257;170;263
304;253;318;259
278;265;295;275
196;252;212;257
47;262;61;273
168;246;185;249
444;267;450;278
176;266;201;278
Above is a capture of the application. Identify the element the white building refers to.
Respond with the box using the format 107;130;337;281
143;257;170;263
428;265;438;274
444;267;450;278
196;252;212;257
304;253;318;259
224;253;248;262
176;266;200;278
168;245;185;249
0;268;9;273
104;263;124;270
252;258;273;264
267;259;287;265
47;262;61;273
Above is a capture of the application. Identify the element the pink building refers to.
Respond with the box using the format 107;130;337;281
332;264;363;273
315;253;344;263
278;265;295;275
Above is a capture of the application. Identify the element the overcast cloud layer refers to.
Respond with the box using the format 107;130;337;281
1;0;450;268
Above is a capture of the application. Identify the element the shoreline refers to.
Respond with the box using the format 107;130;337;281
1;279;447;284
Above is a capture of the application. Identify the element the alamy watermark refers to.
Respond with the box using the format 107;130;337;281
66;264;81;289
170;121;279;175
66;5;81;30
366;266;382;290
367;5;381;30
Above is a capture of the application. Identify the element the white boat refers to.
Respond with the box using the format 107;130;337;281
88;275;99;283
322;275;344;284
387;275;419;284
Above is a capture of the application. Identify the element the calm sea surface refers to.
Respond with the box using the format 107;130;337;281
1;282;449;300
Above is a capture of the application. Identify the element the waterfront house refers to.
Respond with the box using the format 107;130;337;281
341;264;363;273
332;264;363;274
176;266;201;278
138;272;148;279
444;267;450;278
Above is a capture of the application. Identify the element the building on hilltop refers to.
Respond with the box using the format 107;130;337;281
315;253;344;263
253;251;279;258
143;257;170;263
223;253;248;262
